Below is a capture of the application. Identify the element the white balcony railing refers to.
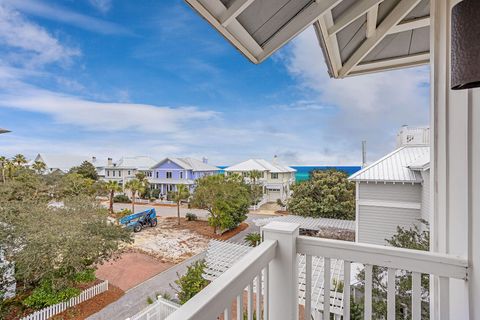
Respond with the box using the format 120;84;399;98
165;222;468;320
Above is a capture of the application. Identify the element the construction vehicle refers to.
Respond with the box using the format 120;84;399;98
120;208;158;232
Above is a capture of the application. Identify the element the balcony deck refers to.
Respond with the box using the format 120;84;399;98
132;221;468;320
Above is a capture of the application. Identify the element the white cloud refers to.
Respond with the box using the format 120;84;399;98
3;0;130;35
0;85;218;134
89;0;112;13
282;27;430;161
0;4;80;66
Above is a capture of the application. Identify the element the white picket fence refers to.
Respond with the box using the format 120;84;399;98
21;280;109;320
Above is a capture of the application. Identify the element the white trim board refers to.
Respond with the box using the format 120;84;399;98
358;199;421;210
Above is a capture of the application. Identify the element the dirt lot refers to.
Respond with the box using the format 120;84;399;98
95;252;174;291
51;284;124;320
94;218;248;293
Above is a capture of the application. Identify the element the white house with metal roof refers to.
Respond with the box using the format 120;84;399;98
103;156;157;186
224;158;296;202
30;153;106;175
349;127;430;245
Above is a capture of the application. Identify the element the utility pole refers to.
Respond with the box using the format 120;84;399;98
362;140;367;168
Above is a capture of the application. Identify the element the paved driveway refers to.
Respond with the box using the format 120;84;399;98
87;214;262;320
112;203;210;219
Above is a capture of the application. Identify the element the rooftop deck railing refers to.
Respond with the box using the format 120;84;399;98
166;239;276;320
164;221;468;320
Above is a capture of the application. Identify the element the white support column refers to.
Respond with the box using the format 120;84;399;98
262;222;300;320
430;0;478;319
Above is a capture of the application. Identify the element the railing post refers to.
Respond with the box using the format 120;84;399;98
262;222;299;320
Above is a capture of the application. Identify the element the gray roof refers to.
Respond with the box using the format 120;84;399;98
152;157;219;172
185;0;430;77
225;158;296;173
106;156;157;170
31;154;91;172
349;146;429;183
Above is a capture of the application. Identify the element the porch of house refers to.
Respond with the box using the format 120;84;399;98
128;0;480;318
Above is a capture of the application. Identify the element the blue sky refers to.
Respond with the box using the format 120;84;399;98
0;0;430;165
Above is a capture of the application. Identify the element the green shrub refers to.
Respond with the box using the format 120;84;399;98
23;281;80;309
146;296;154;304
113;194;131;203
117;208;132;218
73;269;96;283
173;260;209;304
185;212;197;221
244;232;261;247
151;189;160;199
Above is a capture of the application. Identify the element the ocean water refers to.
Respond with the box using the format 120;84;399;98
217;165;362;182
291;166;362;182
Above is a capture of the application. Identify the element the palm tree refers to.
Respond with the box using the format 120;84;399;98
248;170;264;206
170;185;190;225
135;172;150;198
125;179;145;213
12;154;27;166
32;160;46;174
248;170;262;184
0;156;7;183
106;180;122;215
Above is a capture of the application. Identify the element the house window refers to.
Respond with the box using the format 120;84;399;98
128;170;131;175
119;171;122;177
156;172;159;178
180;172;183;179
113;171;115;177
166;171;172;179
271;173;278;179
107;170;110;177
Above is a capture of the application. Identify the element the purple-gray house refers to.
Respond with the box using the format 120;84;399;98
148;157;219;196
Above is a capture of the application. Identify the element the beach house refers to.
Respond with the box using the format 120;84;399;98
103;156;157;186
349;127;430;245
30;153;106;175
224;158;296;203
149;157;219;196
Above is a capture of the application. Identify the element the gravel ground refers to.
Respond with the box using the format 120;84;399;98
87;214;262;320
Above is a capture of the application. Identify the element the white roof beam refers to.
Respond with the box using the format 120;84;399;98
185;0;263;63
338;0;422;78
387;16;430;34
258;0;342;61
315;14;343;77
328;0;384;36
220;0;256;27
350;52;429;76
366;4;379;38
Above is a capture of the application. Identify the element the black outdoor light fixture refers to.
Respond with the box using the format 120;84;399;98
451;0;480;90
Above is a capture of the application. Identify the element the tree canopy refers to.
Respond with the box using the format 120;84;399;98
288;169;355;220
191;174;250;233
69;161;98;180
0;154;132;308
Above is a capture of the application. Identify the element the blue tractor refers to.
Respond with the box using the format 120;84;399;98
120;208;158;232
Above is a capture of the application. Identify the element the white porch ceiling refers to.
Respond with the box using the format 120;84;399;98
185;0;430;78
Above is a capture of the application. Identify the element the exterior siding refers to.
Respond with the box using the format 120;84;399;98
357;206;421;245
358;183;421;202
357;182;422;245
420;170;430;222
